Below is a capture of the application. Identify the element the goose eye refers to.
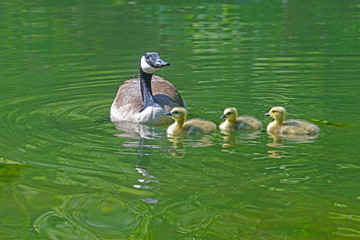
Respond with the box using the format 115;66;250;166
146;55;150;60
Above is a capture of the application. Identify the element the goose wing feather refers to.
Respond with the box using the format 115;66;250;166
151;75;186;112
113;77;143;113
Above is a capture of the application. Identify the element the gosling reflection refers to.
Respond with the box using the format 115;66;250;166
266;133;319;158
267;132;319;146
220;129;262;149
267;150;285;159
167;136;186;158
167;134;217;157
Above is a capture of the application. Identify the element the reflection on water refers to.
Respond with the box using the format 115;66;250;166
267;132;319;145
220;129;262;148
167;134;217;158
113;124;166;205
266;133;319;158
114;121;163;140
113;118;218;158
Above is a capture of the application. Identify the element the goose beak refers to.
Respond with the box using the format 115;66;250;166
220;114;226;119
265;112;270;116
165;112;172;116
155;57;170;68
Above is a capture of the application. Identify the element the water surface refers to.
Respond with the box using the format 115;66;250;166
1;0;360;239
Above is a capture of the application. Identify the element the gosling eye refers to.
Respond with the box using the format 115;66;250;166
173;111;178;114
226;112;231;115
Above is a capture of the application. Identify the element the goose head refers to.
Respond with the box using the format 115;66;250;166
165;107;187;122
265;106;286;123
220;107;238;122
140;52;170;74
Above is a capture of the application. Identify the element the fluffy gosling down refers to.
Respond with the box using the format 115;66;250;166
265;106;319;135
219;107;262;131
165;107;217;135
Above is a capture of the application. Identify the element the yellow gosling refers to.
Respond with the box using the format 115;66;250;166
219;107;262;131
166;107;217;135
265;106;319;135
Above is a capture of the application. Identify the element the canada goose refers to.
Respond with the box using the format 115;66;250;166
219;107;262;131
165;107;217;135
265;106;319;135
110;52;186;125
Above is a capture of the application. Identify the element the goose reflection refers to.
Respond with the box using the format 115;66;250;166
113;120;164;140
129;139;161;205
113;121;165;204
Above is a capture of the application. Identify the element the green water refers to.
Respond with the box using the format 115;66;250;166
1;0;360;239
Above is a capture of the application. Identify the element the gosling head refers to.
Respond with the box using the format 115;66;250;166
165;107;187;121
140;52;170;74
220;107;238;122
265;106;286;123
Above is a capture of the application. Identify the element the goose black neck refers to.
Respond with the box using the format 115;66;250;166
139;67;156;111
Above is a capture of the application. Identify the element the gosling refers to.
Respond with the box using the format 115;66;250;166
219;107;262;131
265;106;319;135
165;107;217;135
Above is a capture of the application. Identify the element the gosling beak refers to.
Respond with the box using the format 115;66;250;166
220;114;226;119
165;112;172;116
265;112;270;116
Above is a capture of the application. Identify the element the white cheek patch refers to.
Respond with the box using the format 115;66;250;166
141;56;158;74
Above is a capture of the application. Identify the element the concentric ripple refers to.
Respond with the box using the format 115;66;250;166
0;65;123;167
